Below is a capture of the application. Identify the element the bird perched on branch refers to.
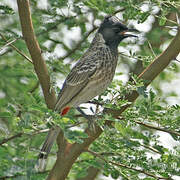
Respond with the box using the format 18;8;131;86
38;15;138;170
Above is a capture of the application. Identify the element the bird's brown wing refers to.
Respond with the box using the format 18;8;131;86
54;51;101;111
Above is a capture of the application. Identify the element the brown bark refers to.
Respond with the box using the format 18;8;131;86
17;0;56;109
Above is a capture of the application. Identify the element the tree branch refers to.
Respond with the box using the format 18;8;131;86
132;119;180;137
17;0;56;109
116;116;180;137
36;15;77;37
87;150;172;180
60;26;98;60
0;32;33;63
0;48;12;56
0;132;23;146
0;170;49;180
0;129;49;146
0;38;19;51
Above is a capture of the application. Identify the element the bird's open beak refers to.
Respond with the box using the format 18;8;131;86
120;28;139;38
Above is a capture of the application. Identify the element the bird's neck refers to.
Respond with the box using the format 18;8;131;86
90;33;118;53
90;33;106;47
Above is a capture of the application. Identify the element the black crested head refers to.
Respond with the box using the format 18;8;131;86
98;16;138;48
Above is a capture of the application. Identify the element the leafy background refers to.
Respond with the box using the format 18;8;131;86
0;0;180;179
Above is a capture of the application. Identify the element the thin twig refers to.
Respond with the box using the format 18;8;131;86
154;14;179;26
135;119;180;136
117;117;180;136
66;121;85;129
60;26;98;60
0;170;49;180
87;100;104;106
119;52;141;61
113;8;126;15
0;33;33;63
0;38;19;52
36;15;77;37
139;143;162;154
0;48;12;56
75;110;180;137
0;133;23;146
87;150;172;180
0;129;49;146
147;40;156;58
30;129;49;136
132;4;179;26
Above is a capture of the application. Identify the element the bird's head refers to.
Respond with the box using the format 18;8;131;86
98;16;138;48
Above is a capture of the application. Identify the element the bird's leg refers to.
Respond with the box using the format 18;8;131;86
76;107;96;130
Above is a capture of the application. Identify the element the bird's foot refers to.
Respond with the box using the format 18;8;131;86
86;114;97;131
76;107;97;131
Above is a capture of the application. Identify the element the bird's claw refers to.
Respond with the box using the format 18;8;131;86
86;115;97;131
76;107;97;131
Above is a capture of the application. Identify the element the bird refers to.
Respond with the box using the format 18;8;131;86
37;15;138;170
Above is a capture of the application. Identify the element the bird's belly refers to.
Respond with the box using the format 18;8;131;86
70;70;114;107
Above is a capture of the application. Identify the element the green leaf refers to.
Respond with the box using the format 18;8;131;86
0;5;14;15
0;112;12;118
159;16;167;26
137;86;148;98
65;130;88;143
139;12;149;23
111;169;119;179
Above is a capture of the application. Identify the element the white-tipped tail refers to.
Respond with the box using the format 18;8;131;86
37;126;60;171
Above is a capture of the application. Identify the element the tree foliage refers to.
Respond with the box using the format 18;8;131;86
0;0;180;179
